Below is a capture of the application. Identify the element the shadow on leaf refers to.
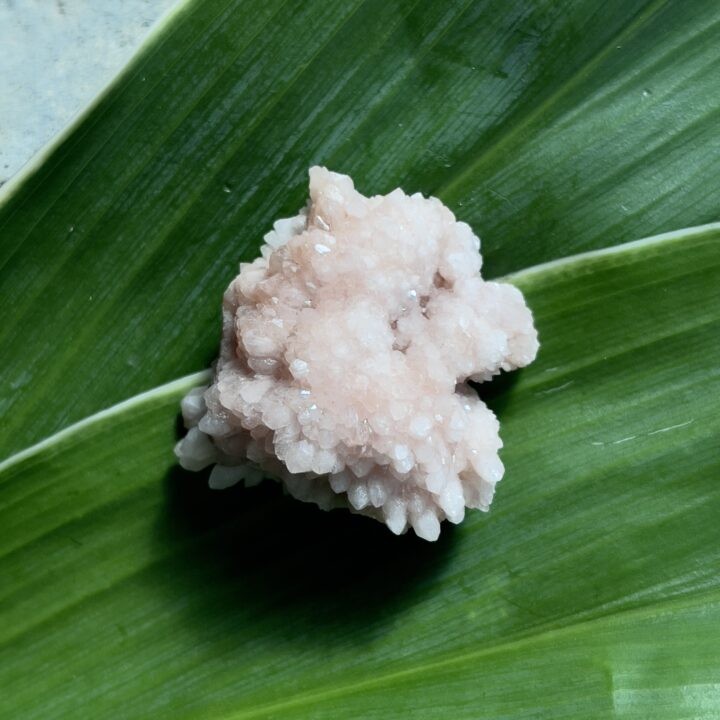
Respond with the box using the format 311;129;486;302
471;367;522;418
156;461;458;648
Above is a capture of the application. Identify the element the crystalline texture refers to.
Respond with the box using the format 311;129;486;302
175;167;539;541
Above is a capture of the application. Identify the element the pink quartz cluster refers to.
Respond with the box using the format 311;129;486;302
175;167;538;540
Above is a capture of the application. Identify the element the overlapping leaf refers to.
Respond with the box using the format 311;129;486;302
2;226;719;718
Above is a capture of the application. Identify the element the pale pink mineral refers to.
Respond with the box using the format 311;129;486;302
175;167;538;540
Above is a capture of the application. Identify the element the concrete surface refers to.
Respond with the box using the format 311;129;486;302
0;0;178;186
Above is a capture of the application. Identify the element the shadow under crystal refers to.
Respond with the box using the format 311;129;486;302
156;459;458;648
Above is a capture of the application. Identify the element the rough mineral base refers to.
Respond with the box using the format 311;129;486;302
175;167;538;541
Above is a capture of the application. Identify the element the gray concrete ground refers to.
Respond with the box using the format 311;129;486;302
0;0;177;185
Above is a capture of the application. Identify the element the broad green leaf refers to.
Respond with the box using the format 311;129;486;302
2;0;719;454
2;226;719;718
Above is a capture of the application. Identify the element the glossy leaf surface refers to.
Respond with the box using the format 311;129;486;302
2;226;719;718
1;0;719;454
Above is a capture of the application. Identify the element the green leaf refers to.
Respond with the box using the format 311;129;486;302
2;0;720;716
2;0;719;454
2;225;719;718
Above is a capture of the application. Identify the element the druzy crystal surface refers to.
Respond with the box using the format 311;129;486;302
176;167;538;540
